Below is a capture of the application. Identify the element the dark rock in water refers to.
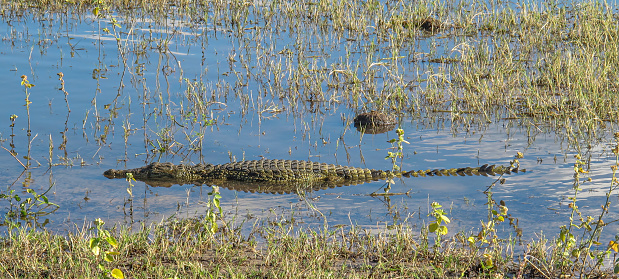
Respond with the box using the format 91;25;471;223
419;17;443;32
353;111;397;134
353;111;396;126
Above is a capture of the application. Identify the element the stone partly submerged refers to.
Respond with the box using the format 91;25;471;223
353;111;397;134
104;159;525;194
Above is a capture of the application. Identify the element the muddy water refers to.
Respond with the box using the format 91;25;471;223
0;9;617;245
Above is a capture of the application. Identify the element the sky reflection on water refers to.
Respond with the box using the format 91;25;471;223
0;8;618;245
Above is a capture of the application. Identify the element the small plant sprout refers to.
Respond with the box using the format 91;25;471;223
125;173;135;197
89;218;124;279
428;202;450;245
384;128;409;193
385;128;409;171
204;186;223;234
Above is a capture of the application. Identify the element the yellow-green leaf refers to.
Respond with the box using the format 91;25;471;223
484;257;494;268
467;236;475;244
111;268;124;279
440;215;451;224
91;246;101;256
106;236;118;248
609;241;619;252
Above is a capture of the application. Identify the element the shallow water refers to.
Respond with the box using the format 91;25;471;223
1;4;618;247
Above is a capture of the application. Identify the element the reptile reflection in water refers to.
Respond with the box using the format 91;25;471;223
104;159;525;194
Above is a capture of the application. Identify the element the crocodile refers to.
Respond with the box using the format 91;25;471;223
104;159;524;194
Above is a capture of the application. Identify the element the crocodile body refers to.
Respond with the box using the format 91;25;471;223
104;159;523;194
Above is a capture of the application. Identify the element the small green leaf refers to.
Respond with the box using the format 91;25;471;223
104;253;114;262
90;238;100;249
93;7;99;16
106;236;118;248
429;223;438;233
101;230;111;239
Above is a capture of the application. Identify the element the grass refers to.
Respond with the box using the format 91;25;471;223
0;218;584;278
2;0;619;277
0;209;614;278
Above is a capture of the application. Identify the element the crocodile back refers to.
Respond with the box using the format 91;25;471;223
212;159;393;182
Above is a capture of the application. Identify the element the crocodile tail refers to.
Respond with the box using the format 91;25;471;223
369;170;407;180
400;165;526;178
370;170;390;180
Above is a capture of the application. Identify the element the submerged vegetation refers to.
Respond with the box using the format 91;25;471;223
1;0;619;277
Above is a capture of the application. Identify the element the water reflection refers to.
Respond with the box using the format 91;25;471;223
0;4;618;245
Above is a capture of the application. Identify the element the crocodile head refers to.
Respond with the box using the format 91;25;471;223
104;162;218;182
104;162;178;180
